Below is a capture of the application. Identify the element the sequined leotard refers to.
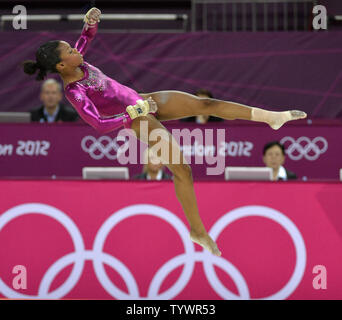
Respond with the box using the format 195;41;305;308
65;22;151;133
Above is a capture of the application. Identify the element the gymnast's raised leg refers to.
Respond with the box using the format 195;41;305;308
140;90;307;129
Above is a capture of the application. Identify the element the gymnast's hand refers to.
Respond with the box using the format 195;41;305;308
84;7;101;25
126;97;158;120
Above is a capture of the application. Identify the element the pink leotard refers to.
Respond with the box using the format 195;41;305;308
64;22;152;133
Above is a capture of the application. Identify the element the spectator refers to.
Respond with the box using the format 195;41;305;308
30;78;78;123
133;148;172;180
262;141;297;181
180;89;224;123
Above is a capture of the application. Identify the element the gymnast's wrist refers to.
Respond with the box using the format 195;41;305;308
84;20;98;27
126;101;149;120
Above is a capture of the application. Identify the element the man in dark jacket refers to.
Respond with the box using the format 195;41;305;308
30;78;78;123
262;141;297;181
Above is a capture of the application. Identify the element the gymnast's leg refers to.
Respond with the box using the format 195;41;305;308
140;90;307;130
130;114;221;256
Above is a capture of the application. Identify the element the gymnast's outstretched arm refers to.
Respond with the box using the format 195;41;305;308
75;8;101;56
65;83;132;133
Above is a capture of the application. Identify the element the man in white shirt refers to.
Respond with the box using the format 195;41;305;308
262;141;297;181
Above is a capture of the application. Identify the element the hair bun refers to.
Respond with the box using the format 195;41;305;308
22;60;39;75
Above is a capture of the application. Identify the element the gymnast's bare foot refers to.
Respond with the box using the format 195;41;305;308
269;110;307;130
190;229;221;256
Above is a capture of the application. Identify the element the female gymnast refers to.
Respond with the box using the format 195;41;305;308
23;8;307;256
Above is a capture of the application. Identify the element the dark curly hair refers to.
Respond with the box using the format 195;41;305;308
22;40;61;81
263;141;286;156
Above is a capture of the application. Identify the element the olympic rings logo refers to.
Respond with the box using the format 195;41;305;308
81;135;129;160
280;136;328;161
0;203;306;300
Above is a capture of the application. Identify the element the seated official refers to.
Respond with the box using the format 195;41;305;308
133;148;172;181
180;89;223;123
262;141;297;181
30;78;79;123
